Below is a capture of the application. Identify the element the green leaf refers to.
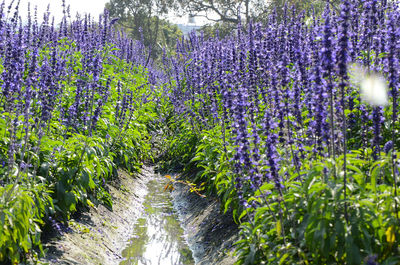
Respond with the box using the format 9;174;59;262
239;209;248;222
255;183;274;196
224;197;232;213
382;257;400;265
279;253;290;265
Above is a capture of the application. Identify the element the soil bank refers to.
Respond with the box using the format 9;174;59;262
39;166;238;264
172;182;238;265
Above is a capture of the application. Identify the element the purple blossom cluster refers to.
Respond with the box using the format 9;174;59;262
0;2;163;263
166;0;400;202
0;1;156;184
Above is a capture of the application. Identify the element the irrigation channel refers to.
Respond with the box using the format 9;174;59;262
119;173;194;265
42;166;238;265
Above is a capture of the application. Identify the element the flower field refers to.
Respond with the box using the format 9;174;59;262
0;2;161;263
1;0;400;264
161;0;400;264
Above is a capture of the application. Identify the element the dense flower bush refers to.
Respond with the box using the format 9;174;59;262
162;0;400;263
0;2;162;263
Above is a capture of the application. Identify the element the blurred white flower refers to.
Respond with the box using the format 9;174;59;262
349;63;388;106
360;74;388;106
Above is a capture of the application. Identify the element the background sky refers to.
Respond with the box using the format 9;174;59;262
3;0;110;22
3;0;207;26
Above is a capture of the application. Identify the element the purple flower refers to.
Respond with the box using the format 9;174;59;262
384;141;393;153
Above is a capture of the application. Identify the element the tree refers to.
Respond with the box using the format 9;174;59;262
105;0;341;55
105;0;181;58
177;0;268;24
178;0;341;26
265;0;341;18
181;0;342;40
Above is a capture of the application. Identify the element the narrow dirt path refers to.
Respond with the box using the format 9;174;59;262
41;168;149;264
40;166;237;264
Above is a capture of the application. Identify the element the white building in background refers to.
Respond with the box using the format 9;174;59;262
176;24;201;36
170;14;202;36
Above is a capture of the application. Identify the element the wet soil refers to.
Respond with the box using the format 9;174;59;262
172;183;238;265
119;175;194;265
39;166;238;265
41;168;149;265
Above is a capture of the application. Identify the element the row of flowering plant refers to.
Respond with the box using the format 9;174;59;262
162;0;400;263
0;2;161;263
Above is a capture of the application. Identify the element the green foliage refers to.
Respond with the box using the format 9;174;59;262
0;42;156;263
156;113;199;172
188;126;242;216
233;151;400;264
106;0;182;58
0;185;50;263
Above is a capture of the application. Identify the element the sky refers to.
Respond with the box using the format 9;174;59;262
3;0;110;23
2;0;209;26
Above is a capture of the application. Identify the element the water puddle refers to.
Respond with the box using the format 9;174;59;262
120;176;195;265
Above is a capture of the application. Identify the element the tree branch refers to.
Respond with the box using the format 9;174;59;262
184;0;239;23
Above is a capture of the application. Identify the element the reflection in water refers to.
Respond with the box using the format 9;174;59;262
120;178;194;265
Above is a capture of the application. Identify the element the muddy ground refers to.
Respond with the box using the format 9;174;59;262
172;183;238;265
39;166;238;265
40;168;148;265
